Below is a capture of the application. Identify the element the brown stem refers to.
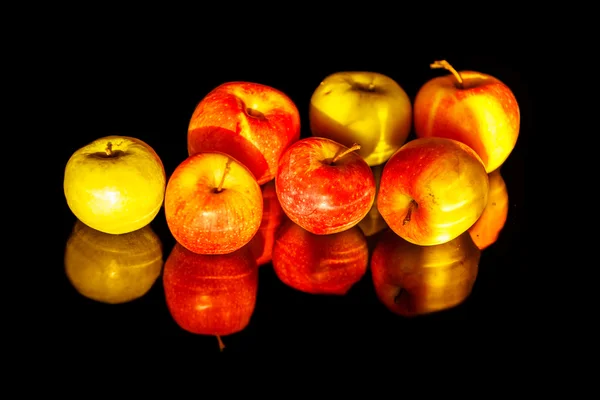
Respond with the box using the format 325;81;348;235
216;335;225;352
105;142;113;156
216;158;233;192
430;60;463;89
332;143;361;163
402;199;418;226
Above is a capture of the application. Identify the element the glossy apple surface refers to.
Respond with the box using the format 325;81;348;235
414;60;520;173
357;163;388;237
165;151;263;255
371;229;480;317
188;81;301;185
64;135;166;234
64;219;163;304
272;219;369;295
309;71;412;166
469;169;509;249
248;180;286;266
163;242;258;349
275;137;376;235
377;137;489;246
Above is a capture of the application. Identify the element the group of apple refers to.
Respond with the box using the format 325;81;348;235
64;60;518;347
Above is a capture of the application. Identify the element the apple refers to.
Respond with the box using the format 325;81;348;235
357;163;388;237
377;137;489;246
309;71;412;167
413;60;520;173
187;81;301;185
163;242;258;351
248;180;287;266
468;169;509;250
275;137;376;235
63;135;166;234
165;151;263;255
64;219;163;304
272;219;369;295
371;229;480;317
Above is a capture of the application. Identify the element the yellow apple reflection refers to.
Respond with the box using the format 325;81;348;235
371;229;480;317
64;219;163;304
358;163;388;236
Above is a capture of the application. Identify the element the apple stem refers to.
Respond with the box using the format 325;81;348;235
216;335;225;352
105;142;113;156
403;200;418;226
331;143;361;163
216;158;233;193
430;60;463;89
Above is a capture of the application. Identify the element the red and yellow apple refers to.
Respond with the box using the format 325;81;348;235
371;229;480;317
414;60;520;173
275;137;376;235
163;242;258;351
64;219;163;304
272;219;369;295
309;71;412;166
377;137;489;246
63;135;166;234
468;169;509;250
164;152;263;255
188;81;301;185
357;163;388;237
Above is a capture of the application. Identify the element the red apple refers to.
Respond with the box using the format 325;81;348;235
272;219;369;295
414;60;520;173
164;151;263;255
377;137;489;246
163;242;258;351
188;81;301;185
248;180;287;266
275;137;376;235
371;229;480;317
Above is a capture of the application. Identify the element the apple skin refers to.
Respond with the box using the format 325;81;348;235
64;219;163;304
371;229;480;317
357;163;388;237
468;169;509;250
188;81;301;185
275;137;376;235
413;67;520;173
164;151;263;255
309;71;412;166
64;135;166;234
163;242;258;337
377;137;489;246
248;180;287;266
272;219;369;295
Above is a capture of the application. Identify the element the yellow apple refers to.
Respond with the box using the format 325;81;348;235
64;219;163;304
64;135;166;234
468;169;509;249
309;71;412;166
357;163;388;236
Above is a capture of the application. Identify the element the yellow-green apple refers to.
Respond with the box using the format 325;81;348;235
414;60;520;173
165;152;263;255
272;219;368;295
188;81;301;185
357;163;388;237
63;135;166;234
275;137;376;235
468;169;509;250
309;71;412;167
371;229;480;317
248;180;287;266
377;137;489;246
163;242;258;351
64;219;163;304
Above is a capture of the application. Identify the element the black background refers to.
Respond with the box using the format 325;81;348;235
55;49;529;351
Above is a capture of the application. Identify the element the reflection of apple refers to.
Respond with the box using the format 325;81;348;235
309;71;412;166
377;137;489;246
188;81;301;185
163;242;258;351
275;137;376;235
371;229;480;317
64;219;163;304
272;219;369;295
64;135;166;234
248;180;286;266
414;60;520;173
165;151;263;255
357;163;388;237
469;169;509;250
